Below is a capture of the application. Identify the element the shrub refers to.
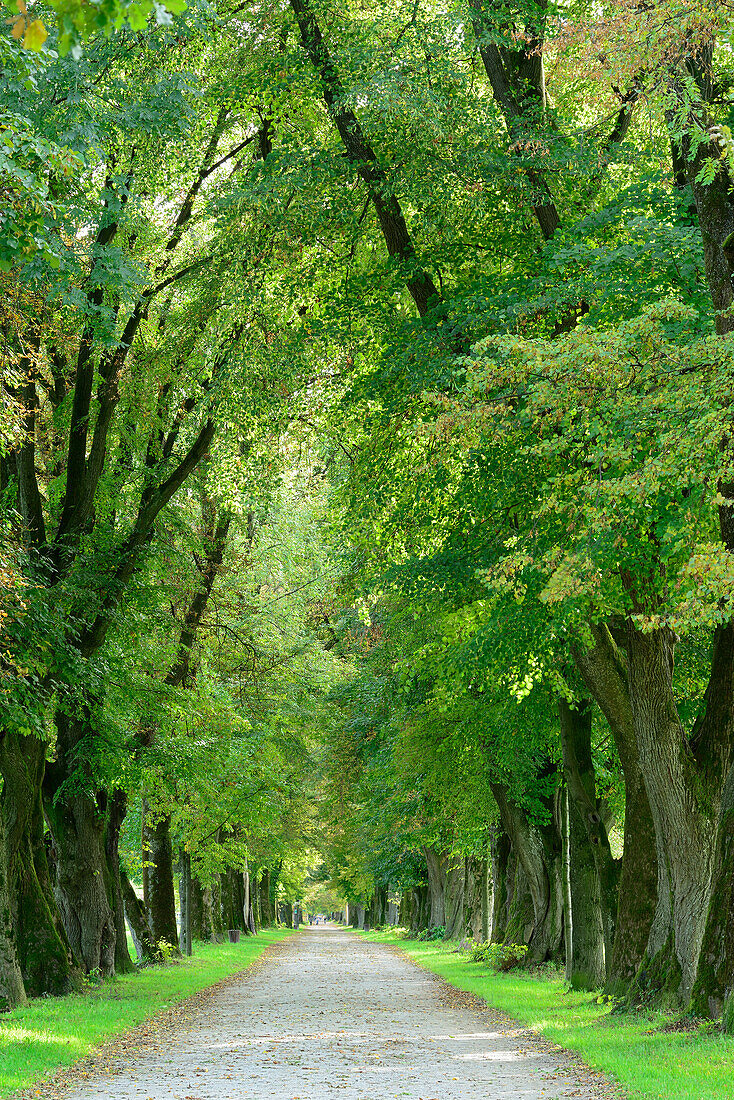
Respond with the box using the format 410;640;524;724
470;941;528;971
417;925;446;941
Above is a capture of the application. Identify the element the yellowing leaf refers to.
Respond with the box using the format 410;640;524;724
10;15;25;38
23;18;47;49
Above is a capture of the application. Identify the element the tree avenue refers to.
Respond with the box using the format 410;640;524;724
2;0;734;1037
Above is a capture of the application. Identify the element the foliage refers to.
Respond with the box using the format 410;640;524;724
469;941;528;971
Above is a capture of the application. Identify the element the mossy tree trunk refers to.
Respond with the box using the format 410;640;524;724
444;855;465;939
491;781;564;962
142;806;179;952
105;790;135;974
120;866;158;962
573;623;658;995
626;623;731;1007
490;828;510;942
43;716;117;977
259;868;274;926
559;697;620;978
566;787;606;989
0;729;77;995
423;846;447;929
0;808;26;1009
690;767;734;1018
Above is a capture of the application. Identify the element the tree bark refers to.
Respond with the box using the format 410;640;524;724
490;827;510;942
105;790;135;974
691;767;734;1018
567;787;606;989
120;867;158;962
43;717;117;977
142;807;179;951
259;868;274;926
626;623;723;1006
444;855;465;939
572;623;658;994
558;697;619;976
0;809;26;1009
0;729;77;995
491;782;563;961
423;846;447;929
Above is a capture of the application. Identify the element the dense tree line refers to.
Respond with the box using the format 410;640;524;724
2;0;734;1028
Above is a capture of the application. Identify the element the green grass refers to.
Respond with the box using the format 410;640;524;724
0;929;291;1098
358;930;734;1100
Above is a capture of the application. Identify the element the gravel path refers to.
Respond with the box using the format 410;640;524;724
54;925;618;1100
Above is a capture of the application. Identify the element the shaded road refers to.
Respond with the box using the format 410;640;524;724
55;926;617;1099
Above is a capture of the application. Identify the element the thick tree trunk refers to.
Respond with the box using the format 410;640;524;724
260;869;274;926
120;867;158;962
490;828;510;942
44;775;117;976
491;782;564;962
627;625;721;1006
142;807;179;952
42;712;119;976
423;847;447;929
0;810;26;1009
464;857;486;940
444;856;465;939
502;851;536;945
0;730;76;995
559;698;619;976
242;867;256;934
105;790;135;974
201;882;217;940
567;788;606;989
690;767;734;1018
572;623;658;994
607;768;659;995
189;877;204;941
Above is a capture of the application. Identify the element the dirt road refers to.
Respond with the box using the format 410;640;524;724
54;926;617;1099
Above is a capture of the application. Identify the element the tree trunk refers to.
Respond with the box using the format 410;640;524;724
142;808;179;952
260;869;274;926
444;855;465;939
572;623;658;995
626;625;720;1006
690;766;734;1018
558;697;619;976
242;866;255;934
423;846;447;928
0;810;26;1009
120;867;158;962
44;784;116;976
105;790;135;974
0;729;76;995
211;876;224;937
502;851;536;945
463;857;485;940
201;882;216;940
220;871;236;931
491;782;564;962
178;852;192;956
189;877;204;941
567;787;606;989
607;766;659;995
490;828;510;942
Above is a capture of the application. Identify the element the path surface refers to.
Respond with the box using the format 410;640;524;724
53;926;616;1100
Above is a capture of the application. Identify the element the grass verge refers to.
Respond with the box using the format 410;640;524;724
358;930;734;1100
0;928;291;1099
